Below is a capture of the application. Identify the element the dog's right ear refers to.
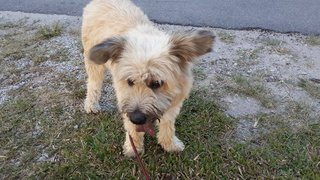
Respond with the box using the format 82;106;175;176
89;37;126;65
169;30;215;63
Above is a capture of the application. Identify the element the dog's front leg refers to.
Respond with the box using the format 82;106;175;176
123;116;145;157
157;106;185;152
84;58;106;113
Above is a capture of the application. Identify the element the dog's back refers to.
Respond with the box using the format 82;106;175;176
82;0;151;53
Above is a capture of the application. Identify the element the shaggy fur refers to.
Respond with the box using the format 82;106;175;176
82;0;215;156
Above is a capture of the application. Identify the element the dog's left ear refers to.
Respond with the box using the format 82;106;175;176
89;37;126;65
169;30;215;63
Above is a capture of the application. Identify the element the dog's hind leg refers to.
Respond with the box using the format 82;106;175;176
157;105;185;152
84;58;106;113
123;117;145;157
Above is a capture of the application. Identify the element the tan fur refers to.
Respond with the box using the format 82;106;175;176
82;0;214;156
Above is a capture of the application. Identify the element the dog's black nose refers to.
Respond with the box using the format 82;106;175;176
128;110;147;125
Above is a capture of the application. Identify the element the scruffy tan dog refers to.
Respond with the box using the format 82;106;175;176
82;0;214;156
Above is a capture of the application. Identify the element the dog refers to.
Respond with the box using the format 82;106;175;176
82;0;214;156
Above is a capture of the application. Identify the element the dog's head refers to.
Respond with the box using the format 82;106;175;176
89;27;215;125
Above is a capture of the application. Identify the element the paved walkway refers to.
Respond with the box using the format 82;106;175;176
0;0;319;35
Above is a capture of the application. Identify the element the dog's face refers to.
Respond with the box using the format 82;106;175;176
89;28;214;125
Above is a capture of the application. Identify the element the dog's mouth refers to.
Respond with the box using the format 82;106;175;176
122;108;162;137
135;119;156;136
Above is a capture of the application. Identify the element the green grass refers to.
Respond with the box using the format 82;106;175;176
71;87;87;100
0;26;35;60
1;17;320;179
0;25;68;65
0;91;232;179
193;67;207;81
256;37;292;56
285;101;312;122
0;22;19;29
229;75;275;108
304;36;320;46
218;31;236;44
36;22;63;40
228;124;320;178
298;79;320;99
0;18;28;30
0;34;33;60
258;37;284;47
1;90;319;179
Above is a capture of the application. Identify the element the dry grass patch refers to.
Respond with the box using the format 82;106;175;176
236;48;261;66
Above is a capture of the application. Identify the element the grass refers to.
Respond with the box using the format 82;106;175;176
0;90;232;179
193;67;207;81
304;35;320;46
36;22;63;40
258;37;284;47
229;124;320;178
218;31;236;44
257;37;292;55
0;34;34;60
1;89;319;179
33;47;69;65
71;87;87;100
232;75;265;95
1;15;320;179
236;48;261;66
1;37;68;65
0;22;18;29
0;18;28;30
298;79;320;99
272;46;292;55
285;101;312;122
0;21;68;65
228;75;275;108
68;28;81;37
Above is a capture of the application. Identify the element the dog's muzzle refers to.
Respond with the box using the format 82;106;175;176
128;110;147;125
126;109;160;136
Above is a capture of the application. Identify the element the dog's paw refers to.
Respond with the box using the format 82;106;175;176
84;101;101;114
123;143;144;157
160;136;185;152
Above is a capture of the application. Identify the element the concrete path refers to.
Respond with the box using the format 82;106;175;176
0;0;319;35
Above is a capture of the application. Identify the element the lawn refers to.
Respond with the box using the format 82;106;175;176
0;12;319;179
1;89;319;179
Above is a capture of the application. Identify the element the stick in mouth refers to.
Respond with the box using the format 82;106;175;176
135;119;156;136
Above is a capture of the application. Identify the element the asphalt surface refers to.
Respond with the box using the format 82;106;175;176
0;0;319;35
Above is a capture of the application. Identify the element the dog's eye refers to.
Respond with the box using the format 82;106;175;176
127;79;135;86
150;80;163;90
